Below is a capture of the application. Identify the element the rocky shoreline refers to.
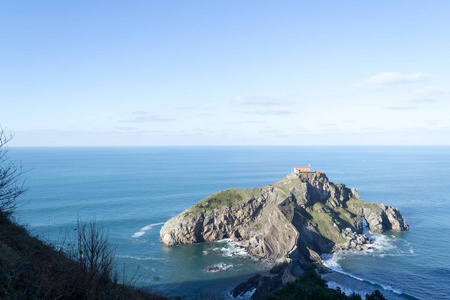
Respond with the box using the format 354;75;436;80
160;172;408;298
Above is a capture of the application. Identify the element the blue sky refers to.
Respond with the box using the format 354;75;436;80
1;1;449;146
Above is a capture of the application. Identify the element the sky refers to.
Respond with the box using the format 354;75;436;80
1;1;449;146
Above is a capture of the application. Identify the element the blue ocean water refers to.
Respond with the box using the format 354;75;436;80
10;146;450;299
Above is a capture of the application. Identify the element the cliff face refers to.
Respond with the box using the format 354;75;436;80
160;172;408;276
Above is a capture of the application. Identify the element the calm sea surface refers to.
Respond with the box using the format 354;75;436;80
10;146;450;299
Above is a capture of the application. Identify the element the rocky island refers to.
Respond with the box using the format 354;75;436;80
160;171;408;297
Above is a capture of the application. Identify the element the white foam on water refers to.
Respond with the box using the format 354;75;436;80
141;222;165;231
132;222;165;238
232;287;256;300
212;239;250;257
370;233;397;252
380;283;402;295
322;253;364;281
117;255;164;261
132;231;145;238
370;233;416;257
322;253;342;271
324;263;405;297
223;245;249;257
326;281;368;297
323;227;417;296
205;263;233;273
323;249;405;297
29;223;56;228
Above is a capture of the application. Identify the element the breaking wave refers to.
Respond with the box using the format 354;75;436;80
326;281;369;297
132;222;165;238
322;231;417;298
207;238;251;258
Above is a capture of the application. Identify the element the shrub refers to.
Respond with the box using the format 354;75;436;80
258;264;386;300
0;128;26;215
69;219;117;293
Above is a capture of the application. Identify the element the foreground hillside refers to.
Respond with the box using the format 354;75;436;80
0;213;168;300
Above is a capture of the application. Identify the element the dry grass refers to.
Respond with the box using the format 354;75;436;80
0;213;169;300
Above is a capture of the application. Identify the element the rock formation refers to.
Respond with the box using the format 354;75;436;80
160;172;409;293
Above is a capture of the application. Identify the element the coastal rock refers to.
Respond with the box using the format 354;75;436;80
231;264;286;298
160;172;409;286
231;273;283;299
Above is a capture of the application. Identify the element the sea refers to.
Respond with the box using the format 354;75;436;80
9;146;450;299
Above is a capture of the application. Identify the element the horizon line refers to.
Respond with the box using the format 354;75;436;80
9;144;450;148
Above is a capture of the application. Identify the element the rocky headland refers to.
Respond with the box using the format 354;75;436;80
160;172;408;297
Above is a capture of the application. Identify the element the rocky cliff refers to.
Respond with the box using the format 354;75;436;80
160;172;408;280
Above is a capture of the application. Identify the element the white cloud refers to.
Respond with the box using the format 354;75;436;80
425;119;444;126
257;129;282;135
319;123;336;127
406;86;450;103
119;111;174;123
353;72;430;89
175;106;196;110
234;96;289;106
115;126;138;131
384;104;416;110
234;96;293;115
251;108;292;115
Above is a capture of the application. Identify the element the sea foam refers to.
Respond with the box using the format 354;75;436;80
117;255;164;261
326;281;368;297
205;263;233;273
321;228;413;297
132;222;165;238
207;239;250;258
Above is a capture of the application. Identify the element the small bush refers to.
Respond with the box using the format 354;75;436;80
69;219;117;295
0;128;26;215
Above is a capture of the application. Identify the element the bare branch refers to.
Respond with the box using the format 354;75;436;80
0;127;27;214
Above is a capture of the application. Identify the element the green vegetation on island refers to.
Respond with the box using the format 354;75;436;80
190;188;258;213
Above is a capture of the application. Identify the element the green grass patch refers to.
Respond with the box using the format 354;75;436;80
251;223;262;231
272;176;303;195
307;203;346;243
189;188;257;214
345;198;383;215
278;206;294;222
274;188;289;198
332;207;362;230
